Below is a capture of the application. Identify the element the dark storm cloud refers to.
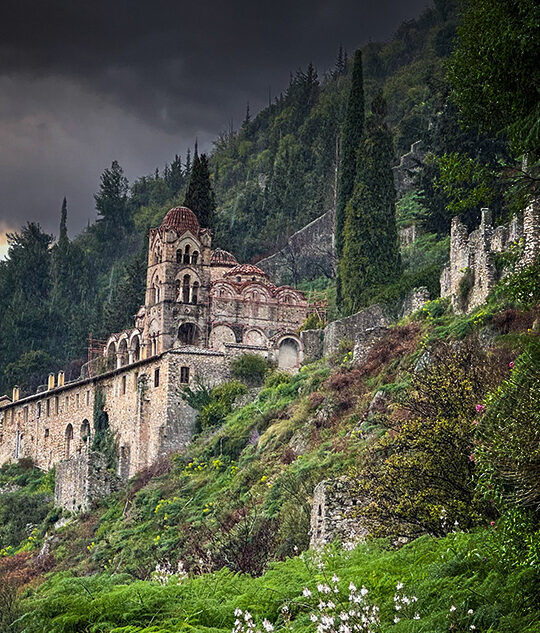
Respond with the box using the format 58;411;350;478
0;0;430;238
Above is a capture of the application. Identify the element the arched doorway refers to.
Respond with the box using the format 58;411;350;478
117;338;128;367
178;323;200;346
278;337;300;370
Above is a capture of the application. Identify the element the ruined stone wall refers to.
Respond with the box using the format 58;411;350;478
440;204;538;314
393;140;426;198
310;478;366;548
256;209;336;285
55;450;120;513
300;305;389;363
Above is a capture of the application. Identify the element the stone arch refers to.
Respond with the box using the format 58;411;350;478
191;250;199;265
178;322;201;346
106;341;117;370
244;328;267;347
130;332;141;362
212;282;236;299
242;284;270;302
148;320;160;356
65;423;74;458
209;324;236;350
183;243;191;264
277;336;301;370
80;419;91;444
117;337;129;367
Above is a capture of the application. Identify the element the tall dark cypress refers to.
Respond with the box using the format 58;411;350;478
335;49;365;310
339;91;401;316
184;152;216;229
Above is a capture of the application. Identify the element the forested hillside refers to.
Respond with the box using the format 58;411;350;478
0;0;465;395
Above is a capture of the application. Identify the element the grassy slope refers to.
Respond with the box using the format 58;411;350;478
1;271;539;630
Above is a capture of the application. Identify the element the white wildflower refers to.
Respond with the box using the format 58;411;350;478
303;587;312;597
262;619;273;632
332;574;340;583
449;605;456;612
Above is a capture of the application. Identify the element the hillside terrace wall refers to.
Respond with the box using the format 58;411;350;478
256;209;336;285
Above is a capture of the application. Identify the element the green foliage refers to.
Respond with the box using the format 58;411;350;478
184;151;216;229
356;338;505;537
476;340;540;567
495;261;540;308
335;49;365;260
448;0;540;158
396;190;427;228
94;160;131;240
435;152;497;226
18;531;540;633
297;312;324;332
0;461;54;550
230;354;272;386
340;93;401;316
198;381;248;430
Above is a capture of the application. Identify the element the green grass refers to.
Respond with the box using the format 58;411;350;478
19;530;540;633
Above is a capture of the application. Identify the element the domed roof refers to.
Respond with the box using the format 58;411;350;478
210;248;239;266
225;264;268;278
160;206;199;236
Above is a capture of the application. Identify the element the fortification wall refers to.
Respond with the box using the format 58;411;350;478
256;209;336;285
440;203;538;314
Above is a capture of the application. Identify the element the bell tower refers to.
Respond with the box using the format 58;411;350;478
143;207;212;355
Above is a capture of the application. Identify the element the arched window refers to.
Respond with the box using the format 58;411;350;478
192;281;199;304
176;249;182;264
183;244;191;264
191;250;199;265
117;339;128;367
178;323;200;346
65;423;74;458
182;274;191;303
175;279;181;300
80;420;91;443
131;336;141;362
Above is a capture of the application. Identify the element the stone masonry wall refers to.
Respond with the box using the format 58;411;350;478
55;450;120;513
0;348;230;487
440;203;538;314
256;209;336;285
310;478;366;548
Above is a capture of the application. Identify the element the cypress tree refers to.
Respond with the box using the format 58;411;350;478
184;151;216;229
339;91;401;316
335;49;365;310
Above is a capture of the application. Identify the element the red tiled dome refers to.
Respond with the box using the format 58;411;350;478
225;264;268;278
210;248;238;266
160;206;199;236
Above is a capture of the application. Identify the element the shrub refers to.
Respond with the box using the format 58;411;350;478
230;353;272;385
355;337;505;537
199;381;247;430
476;339;540;567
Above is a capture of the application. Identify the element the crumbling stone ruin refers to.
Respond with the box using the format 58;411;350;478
440;202;539;313
310;478;367;548
392;140;426;198
0;206;310;510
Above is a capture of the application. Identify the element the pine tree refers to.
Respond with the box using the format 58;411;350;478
94;160;130;239
184;151;216;229
335;49;365;310
340;91;401;316
165;154;184;196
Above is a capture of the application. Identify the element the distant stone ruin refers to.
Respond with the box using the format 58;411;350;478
440;201;539;314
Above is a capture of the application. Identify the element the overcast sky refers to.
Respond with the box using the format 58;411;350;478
0;0;431;256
